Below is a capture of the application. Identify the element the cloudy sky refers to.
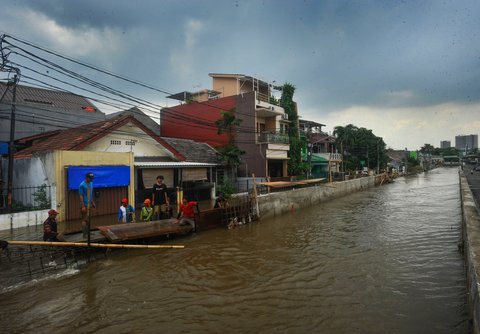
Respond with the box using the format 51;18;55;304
1;0;479;150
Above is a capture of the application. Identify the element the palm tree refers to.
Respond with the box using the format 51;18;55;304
215;109;241;143
215;108;244;179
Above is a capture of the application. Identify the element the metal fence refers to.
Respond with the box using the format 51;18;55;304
233;177;272;195
0;184;52;213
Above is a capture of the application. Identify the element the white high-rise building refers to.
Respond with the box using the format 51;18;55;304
455;134;478;150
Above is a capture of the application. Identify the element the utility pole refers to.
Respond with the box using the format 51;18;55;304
377;138;380;174
7;74;18;211
366;147;369;171
341;141;344;174
306;124;312;179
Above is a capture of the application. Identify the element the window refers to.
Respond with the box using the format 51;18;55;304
125;140;136;146
110;140;121;145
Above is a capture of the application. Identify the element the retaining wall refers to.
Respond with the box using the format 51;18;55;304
257;176;376;220
0;176;376;232
0;209;48;231
460;171;480;334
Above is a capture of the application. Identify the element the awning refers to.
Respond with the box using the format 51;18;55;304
301;153;329;163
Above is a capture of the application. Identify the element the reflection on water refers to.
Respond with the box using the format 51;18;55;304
0;168;469;333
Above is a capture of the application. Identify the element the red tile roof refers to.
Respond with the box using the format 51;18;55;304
15;115;185;160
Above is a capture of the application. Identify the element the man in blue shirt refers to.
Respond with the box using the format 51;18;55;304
79;172;96;238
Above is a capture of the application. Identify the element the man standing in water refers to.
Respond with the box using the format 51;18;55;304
79;172;96;239
152;175;169;220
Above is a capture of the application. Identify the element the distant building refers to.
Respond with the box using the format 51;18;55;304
299;119;341;180
455;134;478;150
440;140;451;149
0;82;105;142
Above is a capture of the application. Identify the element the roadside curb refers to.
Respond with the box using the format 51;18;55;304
460;170;480;333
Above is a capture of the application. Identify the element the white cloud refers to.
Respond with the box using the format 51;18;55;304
169;18;205;79
307;102;480;151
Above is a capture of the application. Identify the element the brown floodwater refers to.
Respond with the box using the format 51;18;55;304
0;167;470;333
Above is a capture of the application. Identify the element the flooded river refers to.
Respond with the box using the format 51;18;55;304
0;168;470;333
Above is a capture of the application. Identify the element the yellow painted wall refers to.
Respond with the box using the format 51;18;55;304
54;150;135;221
212;77;239;97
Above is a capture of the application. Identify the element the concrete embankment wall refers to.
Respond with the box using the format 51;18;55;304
0;176;376;232
0;209;48;232
460;172;480;334
257;176;376;220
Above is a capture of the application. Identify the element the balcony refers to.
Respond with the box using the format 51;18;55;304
255;92;284;118
257;131;289;145
313;152;343;162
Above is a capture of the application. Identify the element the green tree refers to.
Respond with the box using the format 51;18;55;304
33;184;51;209
215;110;241;138
279;83;304;176
215;108;245;178
334;124;387;173
420;143;435;155
216;176;236;200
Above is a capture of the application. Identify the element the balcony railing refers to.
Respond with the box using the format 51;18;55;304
257;132;289;144
313;152;343;161
257;91;269;103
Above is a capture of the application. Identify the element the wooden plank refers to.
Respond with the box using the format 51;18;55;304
7;240;184;249
196;208;224;231
256;178;325;188
298;178;326;184
97;219;193;242
64;230;107;243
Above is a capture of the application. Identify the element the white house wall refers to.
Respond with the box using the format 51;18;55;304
267;143;289;151
266;149;288;159
0;152;57;231
84;124;174;158
11;153;57;207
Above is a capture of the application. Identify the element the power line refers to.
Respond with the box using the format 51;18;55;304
1;35;288;147
4;34;173;95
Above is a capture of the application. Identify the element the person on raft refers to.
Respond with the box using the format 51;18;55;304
118;198;135;223
43;209;65;242
175;197;199;229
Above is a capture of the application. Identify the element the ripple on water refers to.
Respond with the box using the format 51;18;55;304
0;168;470;334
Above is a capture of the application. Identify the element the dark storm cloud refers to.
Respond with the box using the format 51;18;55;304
2;0;480;115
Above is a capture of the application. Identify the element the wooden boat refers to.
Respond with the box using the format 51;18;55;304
97;218;193;242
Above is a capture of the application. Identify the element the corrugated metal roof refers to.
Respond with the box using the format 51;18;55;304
161;137;221;164
0;82;101;113
134;161;219;168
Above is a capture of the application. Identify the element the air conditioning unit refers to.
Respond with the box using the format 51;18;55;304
282;113;289;120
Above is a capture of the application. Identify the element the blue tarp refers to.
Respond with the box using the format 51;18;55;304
0;142;8;155
68;166;130;190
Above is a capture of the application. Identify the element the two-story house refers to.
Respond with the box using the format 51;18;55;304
161;73;291;180
299;119;342;180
